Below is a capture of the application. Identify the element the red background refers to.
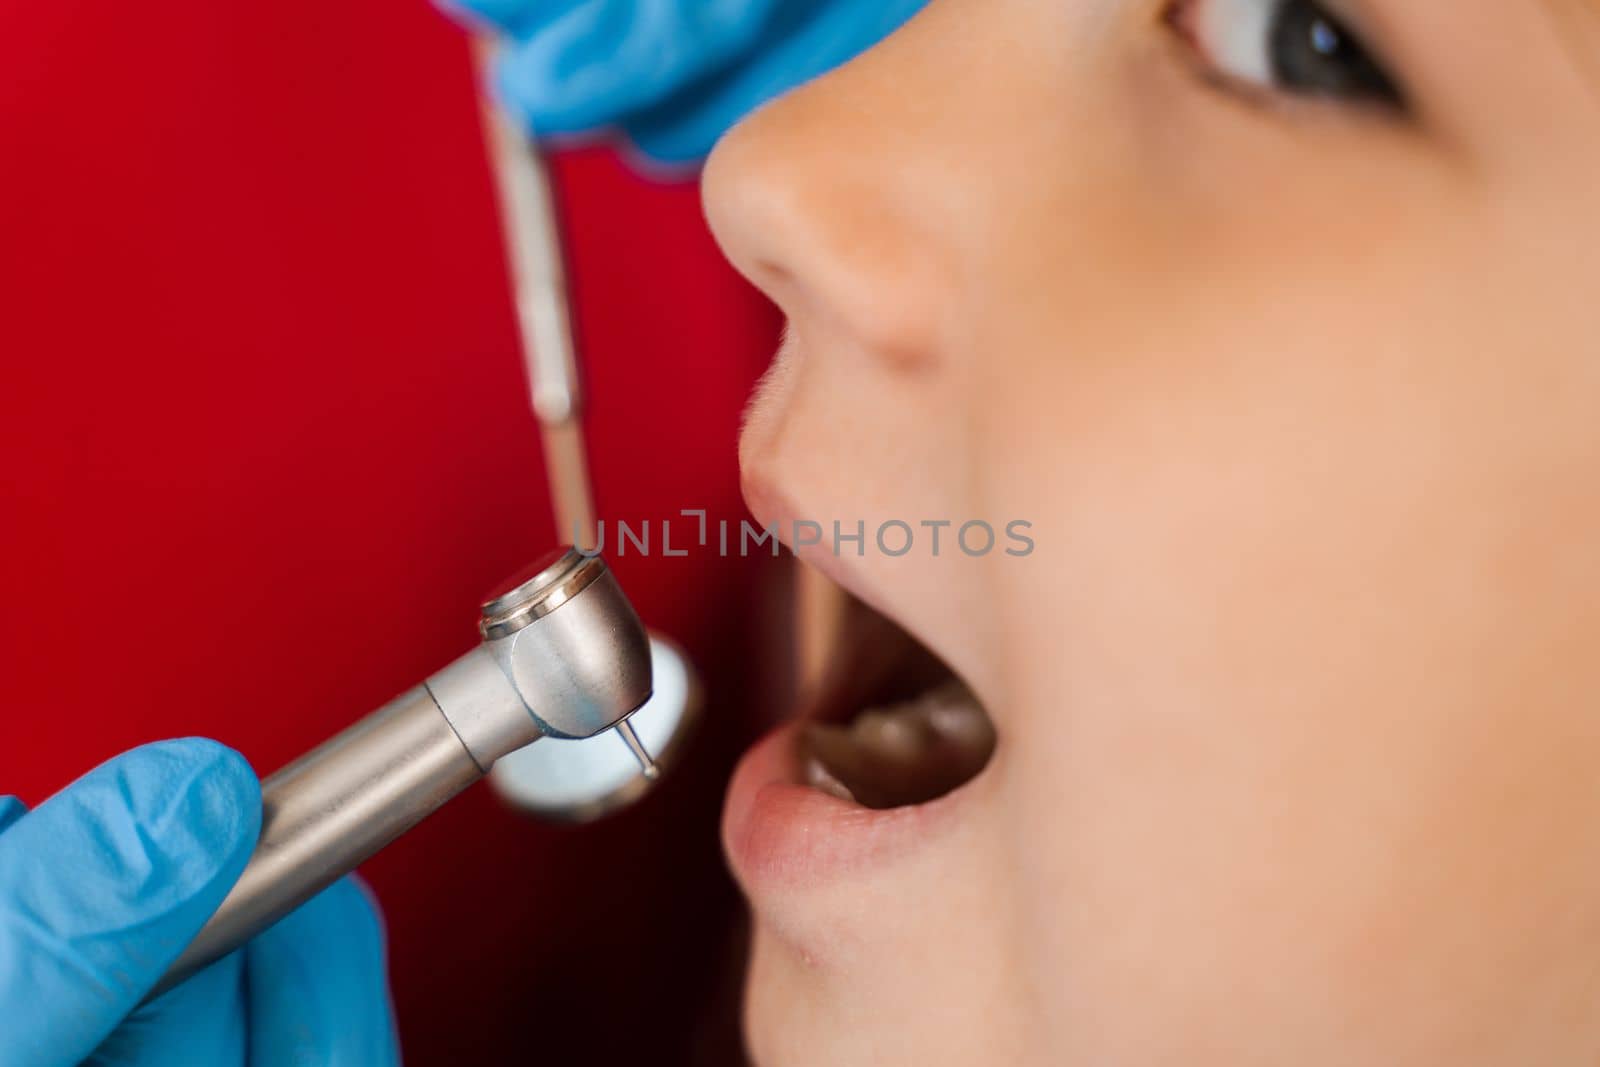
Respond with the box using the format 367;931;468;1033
0;1;783;1062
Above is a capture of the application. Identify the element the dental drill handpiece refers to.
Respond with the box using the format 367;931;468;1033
144;548;653;1002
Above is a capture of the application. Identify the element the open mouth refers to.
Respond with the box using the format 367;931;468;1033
796;590;996;810
722;557;999;892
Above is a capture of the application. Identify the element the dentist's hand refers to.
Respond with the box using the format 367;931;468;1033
0;739;398;1067
446;0;928;164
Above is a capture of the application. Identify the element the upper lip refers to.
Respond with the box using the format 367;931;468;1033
738;470;893;628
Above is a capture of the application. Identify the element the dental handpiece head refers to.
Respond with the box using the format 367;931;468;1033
148;548;654;1000
429;547;655;766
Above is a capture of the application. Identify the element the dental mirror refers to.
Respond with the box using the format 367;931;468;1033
489;633;702;821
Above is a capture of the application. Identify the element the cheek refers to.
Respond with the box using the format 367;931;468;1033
975;227;1600;1059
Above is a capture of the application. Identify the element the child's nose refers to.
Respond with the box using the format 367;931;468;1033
702;38;958;368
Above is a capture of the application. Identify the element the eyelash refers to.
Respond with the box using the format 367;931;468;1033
1162;0;1406;113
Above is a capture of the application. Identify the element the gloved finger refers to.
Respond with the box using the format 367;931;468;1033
622;0;927;165
84;954;247;1067
0;797;26;835
486;0;787;135
0;739;261;1067
245;877;399;1067
435;0;576;38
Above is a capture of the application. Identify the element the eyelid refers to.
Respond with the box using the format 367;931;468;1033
1306;0;1396;62
1162;0;1408;113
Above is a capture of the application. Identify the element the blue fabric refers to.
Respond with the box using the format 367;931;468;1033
444;0;928;164
0;739;398;1067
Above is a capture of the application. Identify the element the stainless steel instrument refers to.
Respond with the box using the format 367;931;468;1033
147;548;651;1000
474;45;704;820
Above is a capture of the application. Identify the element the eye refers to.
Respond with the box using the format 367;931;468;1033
1167;0;1402;108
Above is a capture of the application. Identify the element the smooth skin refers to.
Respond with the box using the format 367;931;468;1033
705;0;1600;1063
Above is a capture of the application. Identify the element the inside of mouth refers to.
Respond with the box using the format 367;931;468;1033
797;594;997;810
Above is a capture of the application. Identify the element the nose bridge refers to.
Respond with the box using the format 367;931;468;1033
703;17;961;358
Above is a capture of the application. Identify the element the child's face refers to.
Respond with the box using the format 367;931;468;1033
705;1;1600;1062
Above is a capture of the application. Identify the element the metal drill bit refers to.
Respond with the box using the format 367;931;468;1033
614;718;659;780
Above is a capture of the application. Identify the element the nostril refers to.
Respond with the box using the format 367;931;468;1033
747;255;797;302
705;137;946;368
701;107;809;299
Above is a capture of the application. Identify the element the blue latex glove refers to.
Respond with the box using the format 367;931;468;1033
0;739;399;1067
445;0;928;164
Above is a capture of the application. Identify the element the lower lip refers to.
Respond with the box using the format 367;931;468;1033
722;721;971;892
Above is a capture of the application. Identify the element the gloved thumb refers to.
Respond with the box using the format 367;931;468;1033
0;739;261;1067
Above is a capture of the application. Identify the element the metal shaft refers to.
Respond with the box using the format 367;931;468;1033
150;686;483;998
476;43;597;549
144;550;653;1003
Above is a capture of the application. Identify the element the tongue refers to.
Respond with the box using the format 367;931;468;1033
800;680;995;809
